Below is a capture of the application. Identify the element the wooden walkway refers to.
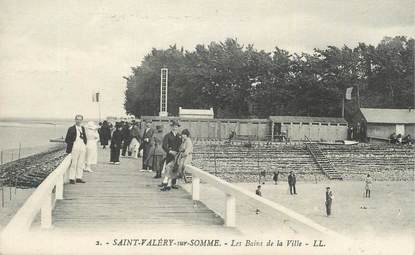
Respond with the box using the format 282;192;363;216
50;148;225;233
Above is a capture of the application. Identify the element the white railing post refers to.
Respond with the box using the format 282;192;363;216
41;193;52;228
225;193;236;227
63;168;69;184
55;174;64;200
192;175;200;201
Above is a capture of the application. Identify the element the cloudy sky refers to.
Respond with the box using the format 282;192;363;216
0;0;413;119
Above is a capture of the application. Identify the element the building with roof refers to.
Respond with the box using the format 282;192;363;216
269;116;348;141
178;107;214;119
352;108;415;142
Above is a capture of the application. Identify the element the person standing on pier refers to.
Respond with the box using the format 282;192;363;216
110;122;122;164
141;120;154;170
160;128;192;191
65;114;87;184
84;121;99;172
149;125;166;179
177;129;193;183
130;121;141;158
160;120;182;190
99;120;111;149
121;122;132;157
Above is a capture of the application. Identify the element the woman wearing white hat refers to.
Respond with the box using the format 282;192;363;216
84;121;99;172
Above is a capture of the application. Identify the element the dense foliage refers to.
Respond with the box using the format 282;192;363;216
124;36;414;119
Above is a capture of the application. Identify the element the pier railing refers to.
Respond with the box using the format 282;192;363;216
1;155;72;235
185;164;343;238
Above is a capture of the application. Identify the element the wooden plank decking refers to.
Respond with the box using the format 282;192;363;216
50;148;225;233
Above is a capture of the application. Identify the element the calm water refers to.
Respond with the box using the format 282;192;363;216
0;118;91;150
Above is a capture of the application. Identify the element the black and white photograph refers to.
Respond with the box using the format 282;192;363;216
0;1;414;254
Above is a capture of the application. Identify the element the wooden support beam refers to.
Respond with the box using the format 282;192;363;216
41;193;52;229
55;174;64;200
225;194;236;227
192;176;200;201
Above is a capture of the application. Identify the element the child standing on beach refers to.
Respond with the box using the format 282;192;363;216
273;171;279;185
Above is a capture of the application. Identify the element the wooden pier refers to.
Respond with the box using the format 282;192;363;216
51;148;224;232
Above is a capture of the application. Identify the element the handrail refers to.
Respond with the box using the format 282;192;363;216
185;164;345;239
304;136;340;179
1;155;72;236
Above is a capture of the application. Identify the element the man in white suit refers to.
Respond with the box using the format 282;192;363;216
65;114;87;184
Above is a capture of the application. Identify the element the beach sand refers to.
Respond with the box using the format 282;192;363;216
182;180;414;253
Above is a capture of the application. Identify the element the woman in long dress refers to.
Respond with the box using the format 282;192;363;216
129;122;141;158
85;121;99;172
177;129;193;183
99;120;111;149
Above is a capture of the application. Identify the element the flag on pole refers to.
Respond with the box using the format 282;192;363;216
92;92;100;102
345;87;353;100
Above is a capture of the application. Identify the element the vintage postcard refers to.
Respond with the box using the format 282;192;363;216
0;1;413;254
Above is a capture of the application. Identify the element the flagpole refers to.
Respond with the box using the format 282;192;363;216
98;100;101;122
98;91;101;122
342;96;345;118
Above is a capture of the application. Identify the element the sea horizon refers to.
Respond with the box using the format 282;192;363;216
0;116;101;123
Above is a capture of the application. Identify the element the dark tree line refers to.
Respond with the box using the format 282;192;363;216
124;36;414;119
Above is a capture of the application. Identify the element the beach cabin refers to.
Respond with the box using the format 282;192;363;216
352;108;415;143
269;116;348;142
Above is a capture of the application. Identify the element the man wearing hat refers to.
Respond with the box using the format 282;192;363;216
161;119;182;188
288;171;297;195
150;125;166;178
141;120;154;170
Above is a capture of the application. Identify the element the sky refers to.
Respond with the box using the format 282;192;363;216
0;0;413;119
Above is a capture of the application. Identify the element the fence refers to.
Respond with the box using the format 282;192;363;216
141;116;271;140
140;116;349;142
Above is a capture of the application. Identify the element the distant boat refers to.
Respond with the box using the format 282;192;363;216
318;140;359;145
49;137;65;143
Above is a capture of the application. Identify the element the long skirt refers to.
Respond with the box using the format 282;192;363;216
152;155;164;173
129;138;140;158
110;147;120;163
85;143;98;165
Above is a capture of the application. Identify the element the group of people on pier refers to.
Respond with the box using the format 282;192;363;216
64;115;193;191
64;114;374;216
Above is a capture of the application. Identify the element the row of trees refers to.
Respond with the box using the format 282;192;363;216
124;36;414;119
